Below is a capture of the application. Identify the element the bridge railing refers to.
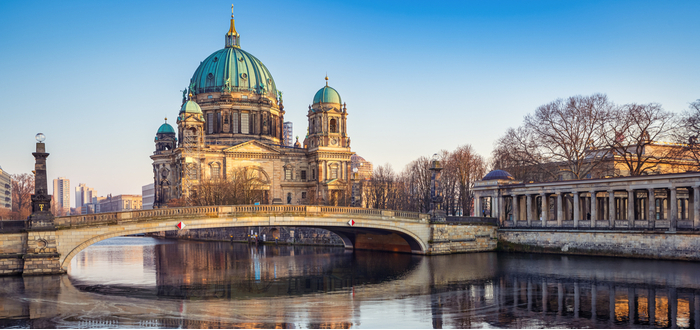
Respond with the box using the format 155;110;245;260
54;205;428;228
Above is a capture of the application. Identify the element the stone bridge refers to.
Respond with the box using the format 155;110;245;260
0;205;499;275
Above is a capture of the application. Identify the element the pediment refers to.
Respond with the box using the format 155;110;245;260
223;140;280;154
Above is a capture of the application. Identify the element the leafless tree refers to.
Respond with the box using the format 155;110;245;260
448;144;486;216
675;99;700;169
11;173;34;220
190;167;266;206
604;103;678;176
494;94;614;181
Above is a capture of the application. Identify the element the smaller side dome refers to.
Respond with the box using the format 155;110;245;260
157;119;175;134
180;100;202;114
313;86;342;105
482;169;514;181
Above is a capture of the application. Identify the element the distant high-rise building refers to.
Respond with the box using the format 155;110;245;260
142;183;154;210
75;183;96;209
0;166;11;211
283;121;293;147
52;177;70;212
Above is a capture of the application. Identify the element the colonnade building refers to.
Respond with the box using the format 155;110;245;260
473;169;700;231
150;12;354;207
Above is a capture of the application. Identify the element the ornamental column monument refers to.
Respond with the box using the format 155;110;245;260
27;133;55;229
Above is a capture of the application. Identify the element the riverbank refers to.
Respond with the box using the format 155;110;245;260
498;229;700;261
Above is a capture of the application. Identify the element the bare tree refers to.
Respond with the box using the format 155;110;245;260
676;99;700;169
11;173;34;220
494;94;614;181
604;103;678;176
190;167;266;206
448;144;486;216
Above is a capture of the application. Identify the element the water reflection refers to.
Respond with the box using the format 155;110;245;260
0;237;699;328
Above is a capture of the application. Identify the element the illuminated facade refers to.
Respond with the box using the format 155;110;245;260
151;11;354;207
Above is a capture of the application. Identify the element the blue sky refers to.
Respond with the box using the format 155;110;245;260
1;1;699;205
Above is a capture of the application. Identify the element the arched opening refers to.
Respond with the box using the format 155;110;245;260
330;118;337;133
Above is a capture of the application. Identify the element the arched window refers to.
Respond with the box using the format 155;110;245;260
330;119;337;133
210;163;221;179
287;193;292;204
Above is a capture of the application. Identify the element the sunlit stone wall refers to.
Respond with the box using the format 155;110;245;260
499;230;700;260
428;224;498;254
0;233;26;275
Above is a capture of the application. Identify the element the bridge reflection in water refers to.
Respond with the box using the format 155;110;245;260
1;238;699;328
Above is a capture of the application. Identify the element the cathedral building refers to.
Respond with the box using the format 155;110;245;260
151;11;354;208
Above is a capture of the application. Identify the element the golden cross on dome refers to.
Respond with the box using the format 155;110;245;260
231;4;234;18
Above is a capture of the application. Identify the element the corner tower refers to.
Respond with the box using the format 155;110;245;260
307;77;350;149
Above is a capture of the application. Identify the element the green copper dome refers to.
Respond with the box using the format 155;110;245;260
313;85;342;105
157;122;175;134
180;100;202;114
190;47;277;97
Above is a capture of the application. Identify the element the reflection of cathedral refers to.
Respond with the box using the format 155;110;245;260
151;11;353;207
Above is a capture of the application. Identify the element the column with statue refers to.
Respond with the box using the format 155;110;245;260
23;133;62;275
27;133;55;229
429;154;446;222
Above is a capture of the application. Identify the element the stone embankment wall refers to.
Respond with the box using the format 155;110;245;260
428;223;498;255
155;227;344;246
499;229;700;261
0;233;26;275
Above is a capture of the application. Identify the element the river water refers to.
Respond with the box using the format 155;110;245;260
1;237;700;329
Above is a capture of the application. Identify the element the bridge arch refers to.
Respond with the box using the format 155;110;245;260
56;205;430;271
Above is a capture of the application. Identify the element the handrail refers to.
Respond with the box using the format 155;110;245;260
53;205;429;228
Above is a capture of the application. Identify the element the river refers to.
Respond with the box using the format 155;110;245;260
1;237;699;328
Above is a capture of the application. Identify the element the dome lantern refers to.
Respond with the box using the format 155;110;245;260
225;5;240;48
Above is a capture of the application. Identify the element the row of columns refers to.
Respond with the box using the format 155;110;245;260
497;187;700;231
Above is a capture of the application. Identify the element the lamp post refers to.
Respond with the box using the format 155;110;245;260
429;153;445;222
351;167;359;207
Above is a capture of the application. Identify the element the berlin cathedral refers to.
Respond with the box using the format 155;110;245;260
151;11;354;208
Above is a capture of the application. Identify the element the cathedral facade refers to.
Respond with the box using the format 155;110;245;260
151;12;353;208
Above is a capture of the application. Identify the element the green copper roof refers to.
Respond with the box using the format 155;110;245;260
313;85;342;105
157;122;175;134
190;47;277;97
180;100;202;114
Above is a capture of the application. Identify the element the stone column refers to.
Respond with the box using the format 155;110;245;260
591;191;597;228
694;186;700;230
628;189;635;225
526;194;533;227
557;193;563;226
499;194;506;225
648;188;656;229
608;189;616;228
573;191;580;227
512;194;519;222
541;193;548;224
670;187;678;232
474;193;481;217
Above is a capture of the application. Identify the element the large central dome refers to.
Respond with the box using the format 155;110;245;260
189;47;277;97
